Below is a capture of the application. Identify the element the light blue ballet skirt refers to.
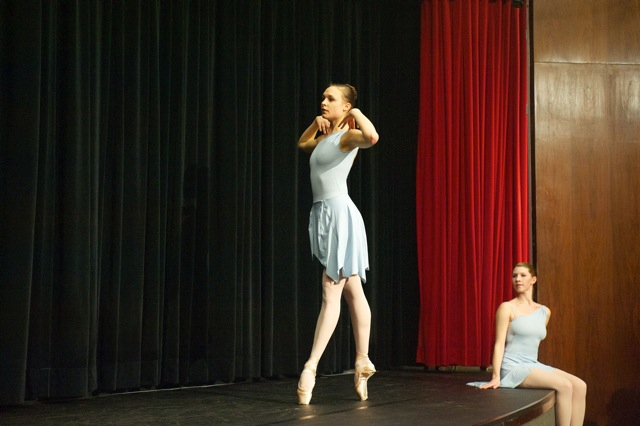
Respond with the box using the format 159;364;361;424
468;306;555;388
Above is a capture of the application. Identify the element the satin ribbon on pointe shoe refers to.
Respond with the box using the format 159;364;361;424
297;358;318;405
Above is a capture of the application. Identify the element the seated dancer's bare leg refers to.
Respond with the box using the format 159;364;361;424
519;368;586;426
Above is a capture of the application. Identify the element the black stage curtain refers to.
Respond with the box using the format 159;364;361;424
0;0;420;403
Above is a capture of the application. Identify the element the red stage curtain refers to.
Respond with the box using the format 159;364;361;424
416;0;529;367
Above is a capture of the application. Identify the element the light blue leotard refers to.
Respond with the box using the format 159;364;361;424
307;131;369;283
499;306;555;388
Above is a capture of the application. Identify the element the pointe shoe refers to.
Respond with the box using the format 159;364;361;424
297;358;318;405
354;354;376;401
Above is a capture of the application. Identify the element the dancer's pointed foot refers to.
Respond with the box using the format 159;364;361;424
297;357;318;405
354;353;376;401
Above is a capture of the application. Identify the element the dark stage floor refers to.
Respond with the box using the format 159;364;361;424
0;369;554;425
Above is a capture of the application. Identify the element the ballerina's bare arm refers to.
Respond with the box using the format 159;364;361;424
298;116;331;153
338;108;379;151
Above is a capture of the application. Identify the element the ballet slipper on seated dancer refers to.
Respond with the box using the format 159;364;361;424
297;357;318;405
354;352;376;401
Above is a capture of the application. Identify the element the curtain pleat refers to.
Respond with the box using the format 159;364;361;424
416;0;529;367
0;0;421;404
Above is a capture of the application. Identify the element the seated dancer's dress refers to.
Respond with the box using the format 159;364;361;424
499;306;556;388
308;130;369;283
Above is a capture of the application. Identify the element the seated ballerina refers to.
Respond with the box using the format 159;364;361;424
471;262;587;426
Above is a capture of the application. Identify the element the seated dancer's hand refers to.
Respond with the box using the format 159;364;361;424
479;377;500;390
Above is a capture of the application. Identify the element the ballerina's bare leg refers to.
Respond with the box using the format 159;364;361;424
299;271;346;392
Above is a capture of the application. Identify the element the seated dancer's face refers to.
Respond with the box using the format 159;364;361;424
512;266;536;293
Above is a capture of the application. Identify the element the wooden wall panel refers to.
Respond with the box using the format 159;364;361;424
534;0;640;64
533;0;640;424
611;67;640;140
534;64;609;140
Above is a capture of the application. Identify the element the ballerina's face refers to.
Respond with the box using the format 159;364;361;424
320;86;351;121
512;265;537;294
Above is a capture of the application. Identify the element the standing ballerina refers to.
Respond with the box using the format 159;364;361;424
479;263;587;425
296;83;379;405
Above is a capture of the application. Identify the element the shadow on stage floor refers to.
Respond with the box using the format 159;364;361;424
0;369;554;425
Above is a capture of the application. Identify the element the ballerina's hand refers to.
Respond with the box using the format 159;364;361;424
315;116;331;134
338;115;357;130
